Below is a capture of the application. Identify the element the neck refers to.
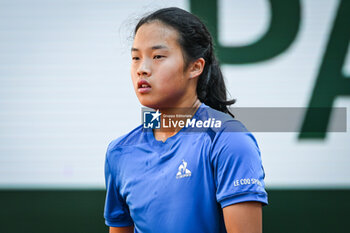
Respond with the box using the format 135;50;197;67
153;98;202;142
158;98;201;116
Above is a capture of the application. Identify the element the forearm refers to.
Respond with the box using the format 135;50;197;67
109;226;134;233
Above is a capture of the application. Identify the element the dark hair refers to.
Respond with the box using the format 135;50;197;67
134;7;235;116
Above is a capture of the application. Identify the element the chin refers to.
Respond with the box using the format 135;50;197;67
137;97;160;109
137;94;178;109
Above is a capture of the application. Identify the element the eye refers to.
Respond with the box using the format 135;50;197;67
132;56;140;61
153;55;165;59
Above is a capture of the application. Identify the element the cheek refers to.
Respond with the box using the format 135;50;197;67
130;68;138;89
155;61;184;86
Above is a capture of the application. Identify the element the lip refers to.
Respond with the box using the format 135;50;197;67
137;79;152;94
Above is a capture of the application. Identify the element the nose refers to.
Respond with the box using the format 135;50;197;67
137;59;151;77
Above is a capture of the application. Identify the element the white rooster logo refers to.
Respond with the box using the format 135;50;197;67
176;160;192;179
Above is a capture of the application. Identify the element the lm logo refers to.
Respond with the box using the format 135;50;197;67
143;110;161;129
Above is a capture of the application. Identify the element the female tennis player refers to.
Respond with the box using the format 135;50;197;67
104;7;268;233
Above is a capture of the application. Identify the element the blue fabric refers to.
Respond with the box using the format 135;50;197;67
104;103;268;233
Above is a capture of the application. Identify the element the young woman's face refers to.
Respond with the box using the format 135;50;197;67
131;21;194;109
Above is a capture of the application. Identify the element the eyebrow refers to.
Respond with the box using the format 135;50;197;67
131;45;169;52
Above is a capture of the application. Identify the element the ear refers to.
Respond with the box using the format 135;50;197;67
188;58;205;79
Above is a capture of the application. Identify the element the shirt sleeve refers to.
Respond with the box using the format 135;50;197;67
104;147;134;227
211;124;268;208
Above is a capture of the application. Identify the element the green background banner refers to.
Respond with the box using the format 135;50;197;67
1;189;349;233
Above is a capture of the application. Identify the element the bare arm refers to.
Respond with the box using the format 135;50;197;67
109;226;134;233
223;201;262;233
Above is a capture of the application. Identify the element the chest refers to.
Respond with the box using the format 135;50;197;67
114;137;215;211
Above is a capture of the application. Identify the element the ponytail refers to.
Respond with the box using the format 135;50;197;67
197;50;236;117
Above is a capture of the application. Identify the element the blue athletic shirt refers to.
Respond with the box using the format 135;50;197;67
104;103;268;233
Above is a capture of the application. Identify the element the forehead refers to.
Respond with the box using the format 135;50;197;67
132;21;180;51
